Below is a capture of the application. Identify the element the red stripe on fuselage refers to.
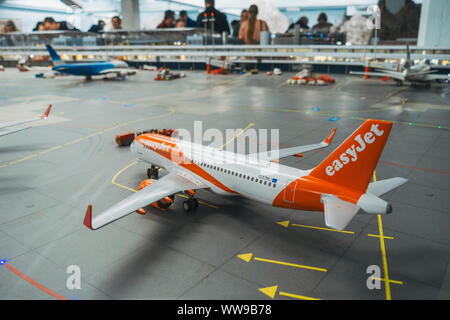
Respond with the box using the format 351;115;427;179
136;134;238;194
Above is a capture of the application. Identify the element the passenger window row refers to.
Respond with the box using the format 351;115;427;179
192;159;277;188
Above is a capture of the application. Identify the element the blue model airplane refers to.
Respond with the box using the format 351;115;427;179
45;44;136;80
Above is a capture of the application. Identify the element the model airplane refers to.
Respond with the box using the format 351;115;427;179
84;119;407;232
350;45;450;86
45;44;136;80
16;56;52;73
0;104;52;137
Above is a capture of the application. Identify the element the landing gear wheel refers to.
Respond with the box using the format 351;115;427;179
183;200;192;212
183;198;198;212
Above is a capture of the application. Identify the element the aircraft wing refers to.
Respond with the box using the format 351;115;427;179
0;104;52;130
249;128;336;161
0;126;32;137
350;70;406;81
423;73;450;81
98;68;136;76
84;171;206;230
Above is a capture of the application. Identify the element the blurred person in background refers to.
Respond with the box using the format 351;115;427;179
238;4;269;44
2;20;18;46
157;10;175;28
111;16;122;30
312;12;333;32
2;20;18;33
232;9;248;37
286;16;309;32
88;20;105;33
175;19;186;28
196;0;230;35
179;10;196;28
33;21;45;31
43;17;79;31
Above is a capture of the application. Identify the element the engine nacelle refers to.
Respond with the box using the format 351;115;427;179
137;179;173;212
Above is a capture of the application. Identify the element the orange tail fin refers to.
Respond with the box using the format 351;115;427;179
310;119;392;193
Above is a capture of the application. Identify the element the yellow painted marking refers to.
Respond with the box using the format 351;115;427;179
277;220;290;228
291;223;355;235
259;286;278;299
237;253;253;262
370;277;403;285
387;87;407;97
0;106;175;170
111;160;219;209
111;160;140;192
219;122;255;150
259;286;320;300
237;252;327;272
254;257;327;272
373;170;392;300
368;234;394;240
279;291;320;300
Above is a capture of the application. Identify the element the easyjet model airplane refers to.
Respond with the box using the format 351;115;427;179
84;119;407;231
0;104;52;137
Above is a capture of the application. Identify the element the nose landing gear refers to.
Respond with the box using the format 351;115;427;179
147;165;159;179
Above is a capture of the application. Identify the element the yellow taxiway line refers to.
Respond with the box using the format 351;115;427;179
373;170;394;300
368;233;394;240
370;276;403;285
259;285;320;300
237;253;327;272
277;220;355;235
219;122;255;150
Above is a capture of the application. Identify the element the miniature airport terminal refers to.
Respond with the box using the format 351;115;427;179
0;0;449;302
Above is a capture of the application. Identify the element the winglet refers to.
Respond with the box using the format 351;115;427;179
83;205;93;230
41;104;52;119
323;128;337;145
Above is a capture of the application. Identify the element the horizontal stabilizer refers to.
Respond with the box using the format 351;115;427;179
367;177;408;197
321;194;359;231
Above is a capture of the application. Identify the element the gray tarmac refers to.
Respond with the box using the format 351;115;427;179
0;68;449;300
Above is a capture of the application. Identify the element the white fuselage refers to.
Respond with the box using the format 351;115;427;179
130;136;308;206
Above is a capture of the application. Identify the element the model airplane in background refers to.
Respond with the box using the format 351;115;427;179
45;44;136;80
351;45;450;86
0;104;52;137
84;119;408;232
16;56;52;73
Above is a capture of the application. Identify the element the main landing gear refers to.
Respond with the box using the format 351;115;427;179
182;189;198;212
147;165;159;179
145;166;198;212
182;197;199;212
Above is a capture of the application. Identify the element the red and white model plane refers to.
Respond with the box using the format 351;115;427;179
84;119;407;231
0;104;52;137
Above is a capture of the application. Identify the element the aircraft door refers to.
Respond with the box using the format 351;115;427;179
137;142;144;154
283;180;297;203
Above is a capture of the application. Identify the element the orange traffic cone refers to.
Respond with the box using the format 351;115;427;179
364;67;370;79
